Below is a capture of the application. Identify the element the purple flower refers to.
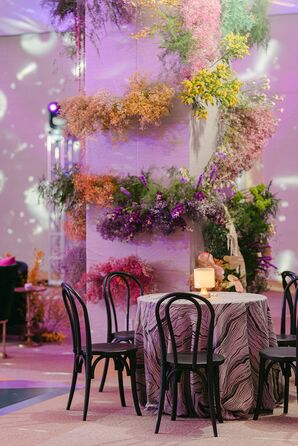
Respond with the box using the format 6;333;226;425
120;186;132;198
196;174;203;188
171;203;185;218
195;191;205;201
209;165;217;181
139;175;147;188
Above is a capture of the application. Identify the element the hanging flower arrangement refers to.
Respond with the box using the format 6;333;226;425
41;0;135;37
203;183;279;293
221;0;270;47
97;168;226;242
202;79;281;189
180;33;250;119
77;255;157;304
60;74;175;140
38;166;117;241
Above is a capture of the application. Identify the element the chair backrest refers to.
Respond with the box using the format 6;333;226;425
155;292;215;370
280;272;298;335
103;272;144;341
0;264;19;321
61;282;92;356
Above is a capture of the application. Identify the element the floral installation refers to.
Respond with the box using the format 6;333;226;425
60;74;175;140
38;165;117;241
132;0;221;77
41;0;135;53
64;206;86;241
28;250;45;285
32;287;70;343
181;0;221;72
203;184;279;293
60;242;86;289
202;78;280;188
97;167;226;242
191;251;244;292
77;255;157;304
221;0;270;47
180;33;250;119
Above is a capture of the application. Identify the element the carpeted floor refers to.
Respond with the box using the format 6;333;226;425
0;291;297;446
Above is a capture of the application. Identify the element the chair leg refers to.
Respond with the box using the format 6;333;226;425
155;366;167;434
171;372;178;421
0;321;7;359
129;353;142;416
66;357;78;410
214;366;223;423
284;363;291;414
83;359;92;421
98;357;110;392
115;358;126;407
253;356;266;420
207;367;218;438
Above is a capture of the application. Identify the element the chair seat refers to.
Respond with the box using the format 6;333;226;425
167;351;225;367
88;342;138;355
277;334;296;347
114;330;135;342
260;346;296;361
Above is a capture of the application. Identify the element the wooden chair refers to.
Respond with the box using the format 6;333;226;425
99;272;143;393
277;273;298;347
154;292;224;437
253;317;298;419
61;282;142;420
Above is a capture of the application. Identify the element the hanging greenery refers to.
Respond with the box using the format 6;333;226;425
221;0;270;47
203;184;279;293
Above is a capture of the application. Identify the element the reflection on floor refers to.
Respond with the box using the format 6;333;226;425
0;379;69;415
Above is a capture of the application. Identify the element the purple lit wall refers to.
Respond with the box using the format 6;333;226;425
0;32;76;265
234;14;298;276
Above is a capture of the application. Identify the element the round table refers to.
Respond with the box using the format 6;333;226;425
15;286;46;345
135;292;282;420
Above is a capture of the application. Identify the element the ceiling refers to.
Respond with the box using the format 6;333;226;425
0;0;298;36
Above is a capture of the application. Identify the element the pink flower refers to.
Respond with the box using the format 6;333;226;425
182;0;221;72
77;256;157;305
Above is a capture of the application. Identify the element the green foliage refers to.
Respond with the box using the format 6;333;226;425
221;0;254;37
203;223;228;259
159;14;195;63
249;0;270;46
221;0;270;47
203;183;279;291
37;164;78;212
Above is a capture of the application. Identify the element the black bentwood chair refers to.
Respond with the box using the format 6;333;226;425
254;293;298;419
61;283;142;420
0;264;18;357
99;272;144;393
277;272;298;347
154;292;225;437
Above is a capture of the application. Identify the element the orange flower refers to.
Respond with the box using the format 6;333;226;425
60;74;175;141
73;173;116;207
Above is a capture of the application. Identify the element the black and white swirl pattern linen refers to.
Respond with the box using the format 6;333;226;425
135;292;282;420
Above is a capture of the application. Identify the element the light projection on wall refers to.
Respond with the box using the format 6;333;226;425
24;185;49;232
16;62;37;80
238;39;280;82
0;90;8;119
0;170;7;193
20;32;57;56
0;31;76;265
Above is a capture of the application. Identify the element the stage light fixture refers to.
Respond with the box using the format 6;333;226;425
48;101;61;129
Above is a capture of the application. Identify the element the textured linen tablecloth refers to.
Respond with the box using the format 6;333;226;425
135;292;282;420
